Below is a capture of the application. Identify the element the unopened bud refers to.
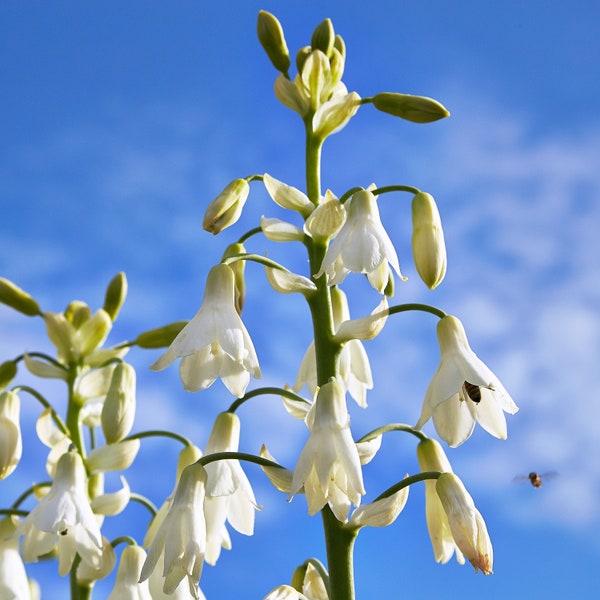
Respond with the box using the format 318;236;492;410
65;300;91;328
221;242;246;315
304;191;345;241
300;50;330;110
203;178;250;235
134;321;188;349
296;45;312;74
103;272;128;321
101;362;136;444
0;278;41;316
0;390;22;479
0;361;17;390
263;173;314;217
372;92;450;123
311;18;335;57
257;10;290;74
265;266;317;297
334;34;346;61
411;192;447;289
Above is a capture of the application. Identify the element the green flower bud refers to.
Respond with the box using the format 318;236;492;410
301;50;331;110
103;272;128;322
0;278;41;316
411;192;447;289
257;10;290;74
203;178;250;235
328;46;345;89
0;361;17;390
372;92;450;123
221;242;246;315
334;34;346;61
296;45;312;75
65;300;91;328
134;321;188;349
311;18;335;57
101;362;136;444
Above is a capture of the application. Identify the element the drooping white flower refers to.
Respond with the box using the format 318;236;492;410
140;463;207;599
315;189;405;292
203;412;259;565
294;288;373;407
76;535;117;586
416;438;465;566
290;379;365;522
15;449;103;576
0;390;22;479
416;315;519;447
0;517;33;600
108;544;152;600
435;473;493;575
151;263;261;398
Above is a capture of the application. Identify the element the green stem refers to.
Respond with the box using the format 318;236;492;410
357;423;428;444
373;471;441;503
228;386;310;413
124;430;192;447
388;303;447;320
14;385;69;435
198;451;286;471
322;505;358;600
65;366;85;456
11;482;51;509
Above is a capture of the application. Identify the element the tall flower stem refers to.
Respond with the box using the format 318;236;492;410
304;123;356;599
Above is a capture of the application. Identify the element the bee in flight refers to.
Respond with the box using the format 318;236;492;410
514;471;558;488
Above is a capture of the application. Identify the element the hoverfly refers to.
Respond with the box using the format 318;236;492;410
513;471;558;488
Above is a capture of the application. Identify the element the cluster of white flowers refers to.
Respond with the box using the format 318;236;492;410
0;10;519;600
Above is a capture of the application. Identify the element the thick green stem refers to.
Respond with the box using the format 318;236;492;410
303;118;355;599
322;506;358;600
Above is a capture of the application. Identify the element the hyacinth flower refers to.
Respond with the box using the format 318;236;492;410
202;411;259;565
416;315;518;447
140;463;208;599
151;263;261;398
14;449;103;576
290;379;365;522
315;189;405;292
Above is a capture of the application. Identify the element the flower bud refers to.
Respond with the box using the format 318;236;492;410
0;278;41;316
274;74;310;117
372;92;450;123
221;242;246;315
411;192;447;289
65;300;91;328
103;272;127;322
311;18;335;57
263;173;314;217
333;297;389;343
312;91;361;139
265;266;317;297
300;50;330;110
296;45;312;74
436;473;493;574
261;217;305;242
334;34;346;61
257;10;291;74
203;178;250;235
101;362;136;444
347;480;409;529
86;439;140;473
134;321;188;348
0;361;17;390
0;390;22;479
304;190;345;242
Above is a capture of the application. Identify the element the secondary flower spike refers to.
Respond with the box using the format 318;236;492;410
151;263;261;398
416;315;518;447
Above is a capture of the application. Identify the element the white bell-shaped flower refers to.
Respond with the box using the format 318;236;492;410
15;449;103;576
315;189;404;292
0;517;33;600
108;544;152;600
140;463;207;598
0;390;22;479
416;315;518;447
290;379;365;522
203;412;259;565
151;263;261;398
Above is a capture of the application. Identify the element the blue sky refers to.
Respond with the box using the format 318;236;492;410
2;1;600;598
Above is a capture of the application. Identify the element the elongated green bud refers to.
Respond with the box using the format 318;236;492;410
0;361;17;390
257;10;290;74
103;272;128;321
203;178;250;235
412;192;447;289
296;45;312;74
102;362;136;444
334;34;346;61
311;18;335;57
134;321;188;348
372;92;450;123
0;278;41;316
65;300;91;328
